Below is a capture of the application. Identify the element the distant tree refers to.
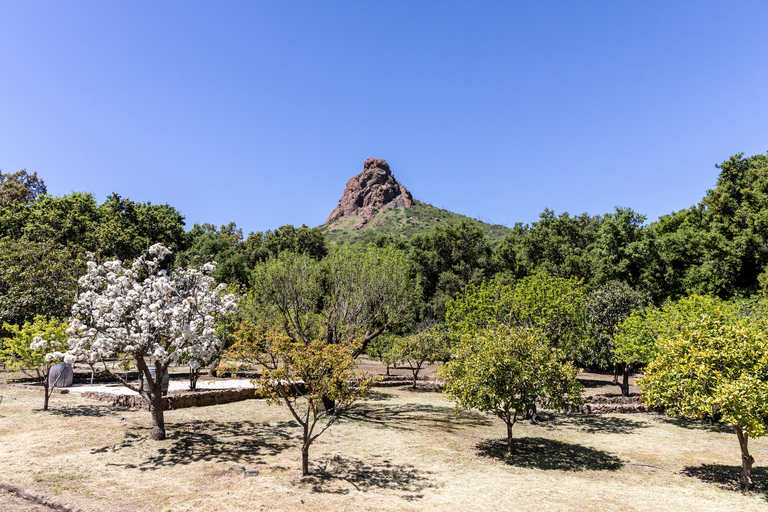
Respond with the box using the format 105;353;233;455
249;244;414;354
585;281;650;373
640;298;768;490
0;240;83;327
177;223;250;286
257;338;375;475
495;209;601;283
446;273;590;363
262;224;328;261
410;219;495;320
591;207;647;289
439;327;582;454
389;325;451;388
0;169;47;205
1;316;68;410
696;152;768;297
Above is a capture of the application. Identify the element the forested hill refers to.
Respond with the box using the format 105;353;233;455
1;151;768;327
320;157;510;244
320;199;510;245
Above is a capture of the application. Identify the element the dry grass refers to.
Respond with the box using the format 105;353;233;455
1;369;768;512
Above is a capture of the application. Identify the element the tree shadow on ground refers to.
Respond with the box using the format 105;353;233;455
657;415;732;434
49;404;133;417
98;419;298;470
577;377;616;389
553;414;650;435
298;453;437;499
477;437;623;472
346;401;493;430
683;464;768;499
360;390;396;402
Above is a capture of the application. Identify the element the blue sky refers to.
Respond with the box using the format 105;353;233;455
1;1;767;235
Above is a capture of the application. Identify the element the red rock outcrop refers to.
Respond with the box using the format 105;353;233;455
326;158;414;225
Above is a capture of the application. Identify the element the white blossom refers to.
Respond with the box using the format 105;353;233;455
64;245;238;369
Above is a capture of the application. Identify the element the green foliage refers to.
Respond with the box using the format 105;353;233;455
0;169;46;206
1;315;68;410
320;200;510;246
176;222;250;285
446;272;590;362
389;326;451;387
410;219;496;320
495;209;601;282
257;338;376;475
585;281;650;370
248;244;414;353
0;239;83;327
439;327;582;453
639;297;768;489
614;294;725;370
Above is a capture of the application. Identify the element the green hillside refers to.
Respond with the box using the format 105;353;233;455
319;200;511;245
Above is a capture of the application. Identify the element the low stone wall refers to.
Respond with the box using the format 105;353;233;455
573;394;660;414
79;387;258;410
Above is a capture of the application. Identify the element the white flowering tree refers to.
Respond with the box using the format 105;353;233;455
63;244;238;440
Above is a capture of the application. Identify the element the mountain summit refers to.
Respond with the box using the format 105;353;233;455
326;158;414;228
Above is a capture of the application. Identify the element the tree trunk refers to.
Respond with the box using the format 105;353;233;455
506;419;515;455
42;382;49;411
149;392;166;441
612;363;621;384
620;364;633;396
412;371;418;389
735;425;754;491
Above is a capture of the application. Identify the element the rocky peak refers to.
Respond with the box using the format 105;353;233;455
326;158;414;226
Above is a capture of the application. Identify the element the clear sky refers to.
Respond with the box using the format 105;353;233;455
1;1;767;235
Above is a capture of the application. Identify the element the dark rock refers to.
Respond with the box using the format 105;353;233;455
326;158;414;224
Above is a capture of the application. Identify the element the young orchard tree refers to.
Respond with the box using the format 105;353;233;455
391;326;451;388
258;338;375;476
613;295;723;396
1;316;68;410
439;327;583;454
64;244;238;440
640;300;768;491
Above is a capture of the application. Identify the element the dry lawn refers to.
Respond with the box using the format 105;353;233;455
1;369;767;512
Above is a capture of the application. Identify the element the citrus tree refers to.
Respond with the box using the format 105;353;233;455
1;315;68;410
439;327;582;454
64;244;238;440
640;299;768;490
614;295;723;396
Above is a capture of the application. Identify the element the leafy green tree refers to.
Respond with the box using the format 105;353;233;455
640;298;768;490
439;327;582;454
0;240;83;327
697;152;768;297
0;169;47;205
614;295;724;396
389;325;451;388
177;223;250;286
446;272;590;363
591;207;647;289
410;219;495;320
495;209;601;283
585;281;650;373
249;244;414;354
365;333;399;376
261;224;328;261
257;338;375;475
1;316;68;410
